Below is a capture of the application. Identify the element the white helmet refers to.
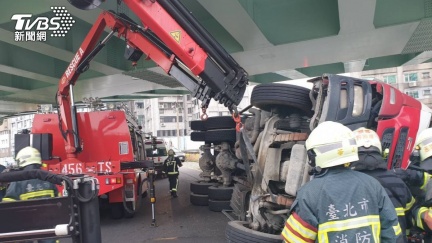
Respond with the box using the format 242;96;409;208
305;121;358;168
353;127;382;153
415;128;432;161
16;146;42;168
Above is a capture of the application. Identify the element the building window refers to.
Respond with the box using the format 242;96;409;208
135;102;144;109
423;72;430;79
405;90;419;98
424;89;431;96
404;73;418;82
362;76;375;81
383;75;397;84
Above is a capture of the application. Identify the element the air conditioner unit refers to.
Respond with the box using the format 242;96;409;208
159;105;164;109
409;81;417;87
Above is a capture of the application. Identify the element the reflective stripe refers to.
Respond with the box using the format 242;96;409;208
1;197;16;202
416;207;428;230
315;142;343;154
168;172;179;175
393;223;402;236
405;197;415;211
19;190;54;200
318;215;380;243
420;172;430;190
395;207;405;216
314;139;356;154
284;213;317;242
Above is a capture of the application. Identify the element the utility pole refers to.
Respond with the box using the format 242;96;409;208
175;100;180;149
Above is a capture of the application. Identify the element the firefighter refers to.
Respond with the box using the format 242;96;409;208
281;121;402;243
397;128;432;240
164;149;182;198
0;163;6;201
350;127;415;242
2;147;58;243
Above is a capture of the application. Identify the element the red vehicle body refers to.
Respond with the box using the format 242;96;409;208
32;111;146;200
309;74;432;169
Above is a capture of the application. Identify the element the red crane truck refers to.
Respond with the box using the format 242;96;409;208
20;0;248;220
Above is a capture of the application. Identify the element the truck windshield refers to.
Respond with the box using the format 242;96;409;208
146;148;167;157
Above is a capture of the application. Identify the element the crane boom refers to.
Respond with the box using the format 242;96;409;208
59;0;248;156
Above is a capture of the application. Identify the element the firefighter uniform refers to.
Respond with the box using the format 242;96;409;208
283;168;402;242
0;164;6;201
281;122;402;243
351;127;415;242
398;128;432;241
2;147;58;243
2;177;58;201
164;149;182;198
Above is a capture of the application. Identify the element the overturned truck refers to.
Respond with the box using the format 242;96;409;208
190;74;432;242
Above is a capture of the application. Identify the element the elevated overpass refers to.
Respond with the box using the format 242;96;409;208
0;0;431;114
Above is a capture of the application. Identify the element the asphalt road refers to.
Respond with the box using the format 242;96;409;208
63;162;229;243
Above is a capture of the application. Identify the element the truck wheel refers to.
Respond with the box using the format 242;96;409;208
205;129;237;143
191;120;206;131
109;203;124;220
225;221;283;243
190;192;209;206
190;181;219;195
208;186;234;201
123;202;136;219
191;131;206;141
191;116;236;131
208;199;232;212
230;184;251;221
251;83;312;116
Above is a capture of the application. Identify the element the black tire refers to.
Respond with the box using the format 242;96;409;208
251;83;312;116
230;184;251;221
123;202;135;218
109;203;124;220
208;186;234;201
191;116;236;131
205;129;237;143
190;192;209;206
191;131;206;141
190;181;219;195
208;199;232;212
191;120;206;131
226;221;283;243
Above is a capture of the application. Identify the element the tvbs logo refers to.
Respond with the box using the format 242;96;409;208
11;7;75;42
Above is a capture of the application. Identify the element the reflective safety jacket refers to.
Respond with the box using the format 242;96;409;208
282;167;402;243
163;156;182;175
362;170;415;240
2;167;58;202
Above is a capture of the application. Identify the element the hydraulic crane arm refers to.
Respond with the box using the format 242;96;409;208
59;0;248;156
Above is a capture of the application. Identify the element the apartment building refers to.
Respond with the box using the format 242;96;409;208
0;114;34;166
141;86;253;150
361;62;432;107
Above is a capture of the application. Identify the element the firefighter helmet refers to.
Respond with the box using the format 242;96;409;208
15;146;42;168
415;128;432;161
353;127;382;154
168;149;175;156
305;121;358;168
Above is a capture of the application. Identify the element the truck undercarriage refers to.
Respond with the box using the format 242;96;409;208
191;74;432;241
